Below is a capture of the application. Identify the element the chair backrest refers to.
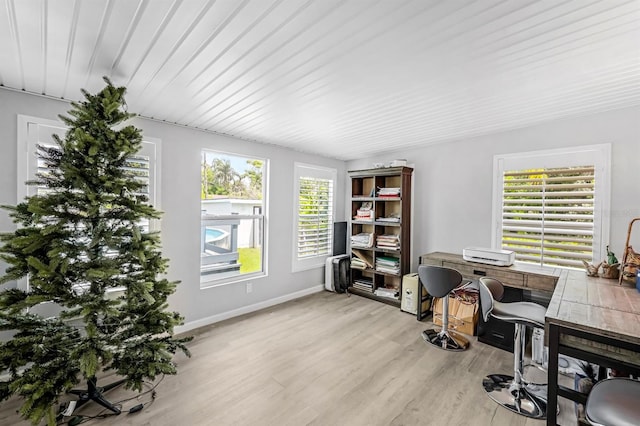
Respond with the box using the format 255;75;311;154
417;265;463;298
478;277;505;322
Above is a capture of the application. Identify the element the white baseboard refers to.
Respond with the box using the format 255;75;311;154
175;285;325;334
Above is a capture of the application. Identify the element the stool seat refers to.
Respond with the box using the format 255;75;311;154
492;301;546;328
586;378;640;426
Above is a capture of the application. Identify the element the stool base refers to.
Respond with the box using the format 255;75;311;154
422;328;469;351
482;374;548;419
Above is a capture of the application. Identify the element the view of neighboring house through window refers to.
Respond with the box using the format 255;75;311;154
492;145;610;269
292;163;336;272
201;150;266;285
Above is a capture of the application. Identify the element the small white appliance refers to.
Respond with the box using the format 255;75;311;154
462;247;515;267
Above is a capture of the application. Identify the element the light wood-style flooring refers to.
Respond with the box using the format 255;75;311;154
0;291;576;425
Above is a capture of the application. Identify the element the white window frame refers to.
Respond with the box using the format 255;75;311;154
200;150;268;288
16;114;161;293
491;144;611;268
292;163;337;272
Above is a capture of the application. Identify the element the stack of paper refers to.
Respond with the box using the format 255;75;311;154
351;257;367;270
376;234;400;250
352;249;373;269
352;278;373;292
376;256;400;274
351;232;373;248
374;287;399;299
377;213;400;223
377;187;401;198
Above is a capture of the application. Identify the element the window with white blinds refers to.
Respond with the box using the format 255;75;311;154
19;116;159;212
493;145;611;270
17;115;160;292
292;163;337;272
501;166;595;268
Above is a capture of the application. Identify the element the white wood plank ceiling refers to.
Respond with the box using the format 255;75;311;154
1;0;639;160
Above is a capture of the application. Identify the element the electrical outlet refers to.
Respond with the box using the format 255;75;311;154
246;282;253;293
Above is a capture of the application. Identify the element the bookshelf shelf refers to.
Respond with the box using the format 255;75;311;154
348;166;413;308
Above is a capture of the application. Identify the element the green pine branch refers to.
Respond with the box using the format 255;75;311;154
0;77;191;426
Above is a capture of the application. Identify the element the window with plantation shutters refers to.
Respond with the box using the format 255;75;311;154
493;145;611;270
501;166;595;268
17;115;160;295
293;163;337;272
19;116;159;227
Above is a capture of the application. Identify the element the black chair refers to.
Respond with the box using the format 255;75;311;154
417;265;469;351
585;378;640;426
478;277;549;419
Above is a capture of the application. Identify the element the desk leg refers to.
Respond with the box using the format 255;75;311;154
547;324;559;426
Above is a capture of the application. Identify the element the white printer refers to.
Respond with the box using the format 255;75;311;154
462;247;515;267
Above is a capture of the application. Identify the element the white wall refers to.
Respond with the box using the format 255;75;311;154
0;88;347;331
3;88;639;329
347;106;640;271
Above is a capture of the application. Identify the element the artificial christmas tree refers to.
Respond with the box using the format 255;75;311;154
0;78;190;425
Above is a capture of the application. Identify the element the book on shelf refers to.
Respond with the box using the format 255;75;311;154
375;266;400;275
376;234;400;250
375;255;400;274
353;284;373;292
352;277;373;292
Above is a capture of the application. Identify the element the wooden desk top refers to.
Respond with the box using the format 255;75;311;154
546;270;640;347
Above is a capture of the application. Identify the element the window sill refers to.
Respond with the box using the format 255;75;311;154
199;271;266;290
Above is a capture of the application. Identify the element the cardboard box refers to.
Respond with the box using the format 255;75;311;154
432;295;479;336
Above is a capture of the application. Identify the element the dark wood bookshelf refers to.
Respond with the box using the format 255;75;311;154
348;166;413;308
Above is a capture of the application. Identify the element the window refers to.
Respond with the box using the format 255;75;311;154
492;145;610;269
200;150;266;285
292;163;337;272
16;115;160;291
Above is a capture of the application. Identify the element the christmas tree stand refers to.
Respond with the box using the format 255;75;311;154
68;376;127;414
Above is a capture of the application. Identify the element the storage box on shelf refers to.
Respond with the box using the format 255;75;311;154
348;167;413;307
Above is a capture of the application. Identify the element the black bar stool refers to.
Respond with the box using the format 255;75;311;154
417;265;469;351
